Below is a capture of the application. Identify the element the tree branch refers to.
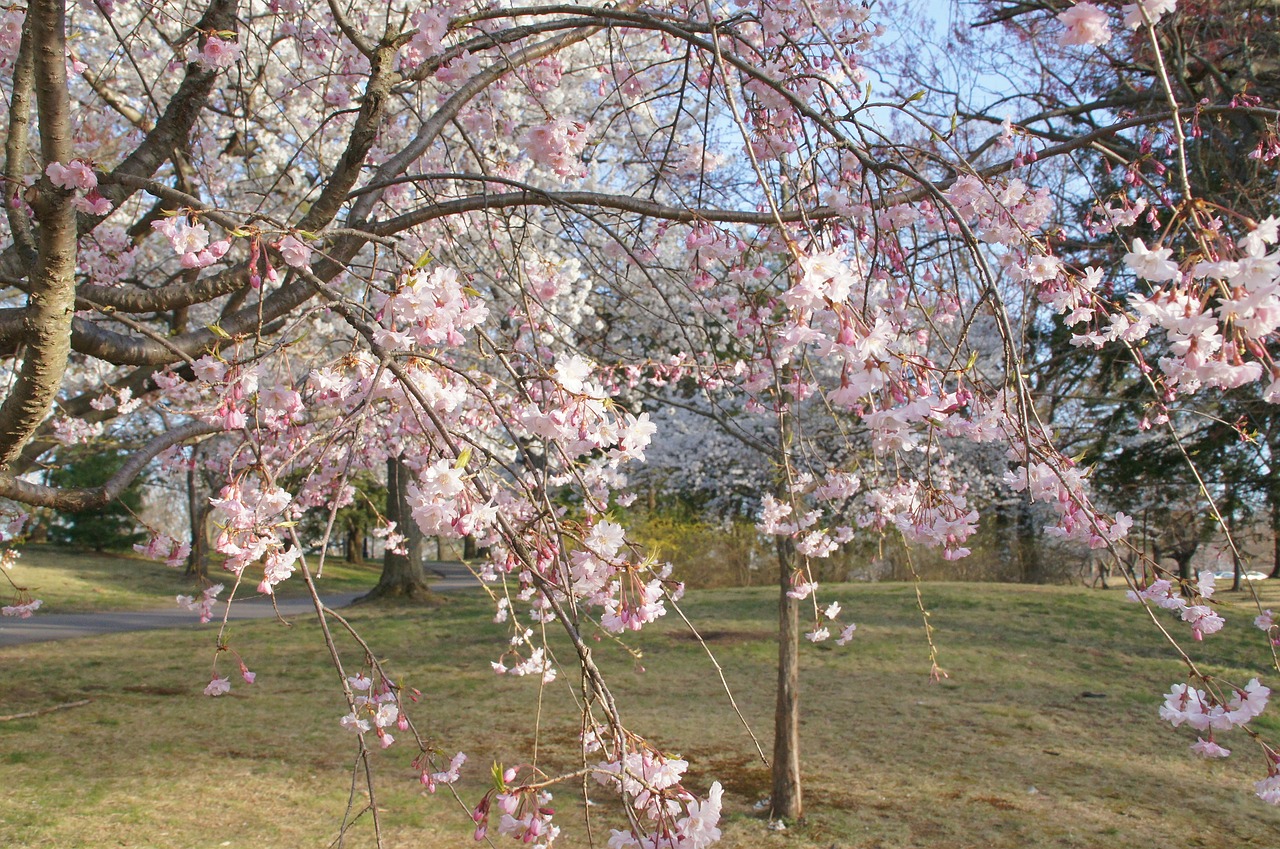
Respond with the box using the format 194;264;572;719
0;420;222;510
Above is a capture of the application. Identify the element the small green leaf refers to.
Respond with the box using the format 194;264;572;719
455;447;472;470
207;324;231;339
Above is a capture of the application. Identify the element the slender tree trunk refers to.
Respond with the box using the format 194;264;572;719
770;392;802;822
771;531;803;820
1270;486;1280;579
1228;507;1242;591
360;455;430;601
1017;499;1042;583
184;460;209;580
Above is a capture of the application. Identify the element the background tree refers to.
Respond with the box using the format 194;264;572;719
47;448;144;551
360;455;431;601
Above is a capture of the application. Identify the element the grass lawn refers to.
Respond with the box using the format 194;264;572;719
2;545;383;612
4;581;1280;848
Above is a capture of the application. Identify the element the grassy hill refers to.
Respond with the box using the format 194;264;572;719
1;544;381;612
3;581;1280;847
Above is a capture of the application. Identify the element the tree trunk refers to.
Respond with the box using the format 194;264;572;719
769;378;803;822
1017;499;1043;583
359;455;431;601
771;529;803;820
1228;507;1242;591
346;525;365;564
1270;486;1280;579
1176;552;1193;582
185;461;210;580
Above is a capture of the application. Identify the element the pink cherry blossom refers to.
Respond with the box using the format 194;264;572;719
204;676;231;697
1;598;42;618
1123;0;1177;28
521;118;592;177
45;159;97;191
276;235;313;270
1124;238;1180;282
1190;738;1230;758
190;35;241;72
1057;3;1111;46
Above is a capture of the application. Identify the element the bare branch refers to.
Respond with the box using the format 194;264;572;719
0;420;222;510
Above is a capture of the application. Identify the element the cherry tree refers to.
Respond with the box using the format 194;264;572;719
3;0;1280;844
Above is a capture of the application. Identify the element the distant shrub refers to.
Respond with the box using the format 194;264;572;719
625;506;1093;588
626;513;774;589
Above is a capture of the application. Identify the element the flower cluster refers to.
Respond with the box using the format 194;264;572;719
203;659;254;697
1057;3;1111;46
491;628;558;683
1;598;42;618
1123;0;1177;29
152;215;230;269
1160;677;1269;763
1127;572;1223;640
339;673;407;749
209;478;300;593
45;159;111;215
372;265;490;352
582;728;724;849
521;118;592;178
176;582;224;624
473;767;559;847
418;751;467;793
189;34;241;72
134;534;192;569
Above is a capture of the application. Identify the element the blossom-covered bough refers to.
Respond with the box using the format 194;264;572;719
2;0;1280;843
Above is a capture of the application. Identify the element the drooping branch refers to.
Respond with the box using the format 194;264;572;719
0;420;223;510
372;185;839;235
7;365;165;477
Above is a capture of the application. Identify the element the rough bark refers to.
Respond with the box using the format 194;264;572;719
0;0;77;469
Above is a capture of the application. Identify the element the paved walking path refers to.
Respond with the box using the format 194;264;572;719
0;561;478;648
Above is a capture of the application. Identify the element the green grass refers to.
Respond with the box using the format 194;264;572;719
1;545;382;612
4;581;1280;847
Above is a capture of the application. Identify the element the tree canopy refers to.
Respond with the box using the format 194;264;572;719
3;0;1280;843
